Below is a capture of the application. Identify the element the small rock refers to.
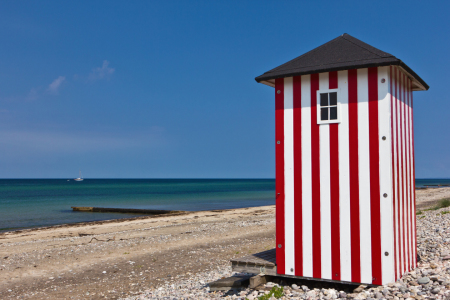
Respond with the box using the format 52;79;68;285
431;287;440;294
418;277;430;284
353;285;367;293
430;275;439;281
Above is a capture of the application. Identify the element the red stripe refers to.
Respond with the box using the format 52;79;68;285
311;73;321;279
399;71;406;274
275;78;285;274
390;66;398;281
329;70;338;88
368;67;382;285
395;68;402;275
348;69;361;283
329;71;341;280
403;74;408;273
293;76;303;276
407;78;416;269
411;83;417;269
403;73;411;272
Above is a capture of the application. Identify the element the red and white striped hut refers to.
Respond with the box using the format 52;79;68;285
255;34;429;285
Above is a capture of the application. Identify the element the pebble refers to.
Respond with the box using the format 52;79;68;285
431;287;440;294
124;205;450;299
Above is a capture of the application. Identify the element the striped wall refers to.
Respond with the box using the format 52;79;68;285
274;66;416;285
390;66;416;281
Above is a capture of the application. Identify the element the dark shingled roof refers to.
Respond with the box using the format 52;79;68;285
256;33;428;91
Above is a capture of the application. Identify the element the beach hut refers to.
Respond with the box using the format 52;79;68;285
255;34;429;285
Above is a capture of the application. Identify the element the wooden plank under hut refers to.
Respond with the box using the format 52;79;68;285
231;249;277;275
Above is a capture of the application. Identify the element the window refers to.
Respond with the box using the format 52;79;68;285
317;89;340;124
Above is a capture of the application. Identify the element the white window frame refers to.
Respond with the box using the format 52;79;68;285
316;88;341;125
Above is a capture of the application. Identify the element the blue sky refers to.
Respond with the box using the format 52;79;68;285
0;1;448;178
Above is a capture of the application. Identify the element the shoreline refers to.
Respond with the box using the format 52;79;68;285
0;211;193;235
1;186;447;235
1;186;447;234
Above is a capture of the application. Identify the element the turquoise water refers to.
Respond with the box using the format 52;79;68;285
0;179;275;231
0;178;448;232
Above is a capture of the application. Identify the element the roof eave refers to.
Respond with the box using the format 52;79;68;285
398;62;429;91
255;60;397;83
256;61;429;91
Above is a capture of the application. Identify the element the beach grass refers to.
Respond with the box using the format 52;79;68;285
417;198;450;215
435;198;450;209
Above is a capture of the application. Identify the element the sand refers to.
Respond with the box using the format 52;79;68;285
416;187;450;209
0;206;276;299
0;187;449;299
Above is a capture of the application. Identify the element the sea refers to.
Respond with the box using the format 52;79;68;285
0;179;275;232
0;178;449;232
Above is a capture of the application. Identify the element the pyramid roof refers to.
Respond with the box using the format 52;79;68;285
255;34;428;91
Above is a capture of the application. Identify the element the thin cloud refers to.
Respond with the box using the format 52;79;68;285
47;76;66;94
26;88;39;101
0;127;166;155
88;60;115;81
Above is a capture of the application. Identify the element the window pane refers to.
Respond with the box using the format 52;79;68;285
330;107;338;120
321;107;328;120
320;93;328;107
330;92;337;106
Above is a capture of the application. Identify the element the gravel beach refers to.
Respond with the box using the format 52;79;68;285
1;188;450;299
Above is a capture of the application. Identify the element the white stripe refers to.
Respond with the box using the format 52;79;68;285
407;76;413;271
301;75;313;277
397;68;405;275
337;70;352;282
319;73;332;280
392;67;400;278
401;73;409;273
284;77;295;275
357;68;372;284
409;78;415;270
378;66;394;284
409;80;417;269
404;74;411;272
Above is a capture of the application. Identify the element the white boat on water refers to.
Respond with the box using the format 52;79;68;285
74;171;84;181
